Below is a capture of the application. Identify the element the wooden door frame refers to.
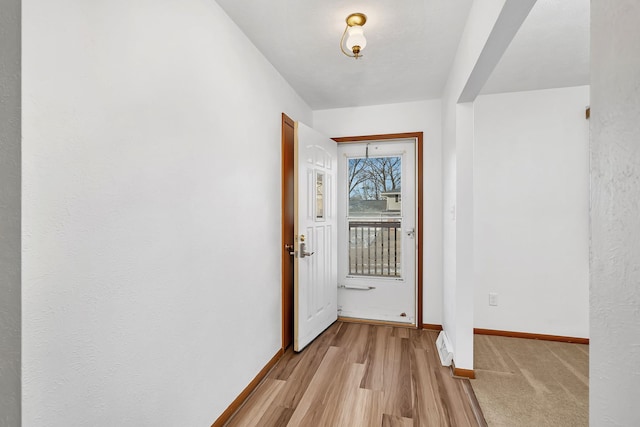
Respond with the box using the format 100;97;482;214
282;123;424;350
332;133;424;329
281;113;295;349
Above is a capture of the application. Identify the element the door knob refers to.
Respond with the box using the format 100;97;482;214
300;242;314;258
285;244;295;256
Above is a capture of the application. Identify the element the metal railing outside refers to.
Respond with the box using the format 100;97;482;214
348;221;401;277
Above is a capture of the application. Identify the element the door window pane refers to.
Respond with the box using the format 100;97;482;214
348;157;401;218
349;221;401;277
347;156;402;277
316;171;324;219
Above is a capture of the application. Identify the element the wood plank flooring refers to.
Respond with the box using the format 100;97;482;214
226;322;485;427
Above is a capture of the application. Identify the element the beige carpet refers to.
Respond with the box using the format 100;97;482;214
471;334;589;426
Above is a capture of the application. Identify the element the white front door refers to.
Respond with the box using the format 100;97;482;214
337;140;416;324
293;122;338;352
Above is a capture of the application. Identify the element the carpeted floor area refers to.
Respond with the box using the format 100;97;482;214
470;334;588;426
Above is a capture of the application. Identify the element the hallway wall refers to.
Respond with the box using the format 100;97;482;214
22;1;311;425
314;100;444;326
590;1;640;423
474;86;590;338
314;86;591;341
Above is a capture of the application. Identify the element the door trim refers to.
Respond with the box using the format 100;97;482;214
281;128;425;346
332;132;424;329
281;113;295;349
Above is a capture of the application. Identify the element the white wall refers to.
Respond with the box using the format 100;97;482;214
440;0;535;370
314;100;443;325
441;1;506;371
0;0;21;424
474;86;589;338
590;1;640;424
22;1;312;425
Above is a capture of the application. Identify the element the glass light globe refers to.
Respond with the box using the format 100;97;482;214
346;25;367;52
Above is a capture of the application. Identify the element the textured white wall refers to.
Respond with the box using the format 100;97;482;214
22;1;311;425
474;86;589;338
590;1;640;424
0;0;21;425
314;100;443;325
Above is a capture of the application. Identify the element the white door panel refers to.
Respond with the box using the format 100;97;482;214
294;122;338;352
337;140;416;324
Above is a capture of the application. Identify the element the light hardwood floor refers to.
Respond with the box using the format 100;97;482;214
225;321;486;426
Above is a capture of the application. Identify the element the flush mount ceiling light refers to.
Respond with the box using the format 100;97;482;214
340;13;367;59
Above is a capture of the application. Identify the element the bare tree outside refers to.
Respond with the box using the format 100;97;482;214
349;156;401;201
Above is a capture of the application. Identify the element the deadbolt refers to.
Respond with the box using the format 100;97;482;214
285;244;295;256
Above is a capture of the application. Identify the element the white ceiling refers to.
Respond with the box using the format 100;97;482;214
482;0;589;95
214;0;589;110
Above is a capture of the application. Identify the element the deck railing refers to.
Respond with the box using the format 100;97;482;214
348;221;402;277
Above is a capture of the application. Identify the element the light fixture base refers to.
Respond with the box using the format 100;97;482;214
346;13;367;27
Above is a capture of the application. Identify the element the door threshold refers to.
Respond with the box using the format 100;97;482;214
338;316;418;329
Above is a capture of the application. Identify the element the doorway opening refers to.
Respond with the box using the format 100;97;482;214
281;118;424;349
337;139;417;324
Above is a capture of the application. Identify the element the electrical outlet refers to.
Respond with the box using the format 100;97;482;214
489;292;498;306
